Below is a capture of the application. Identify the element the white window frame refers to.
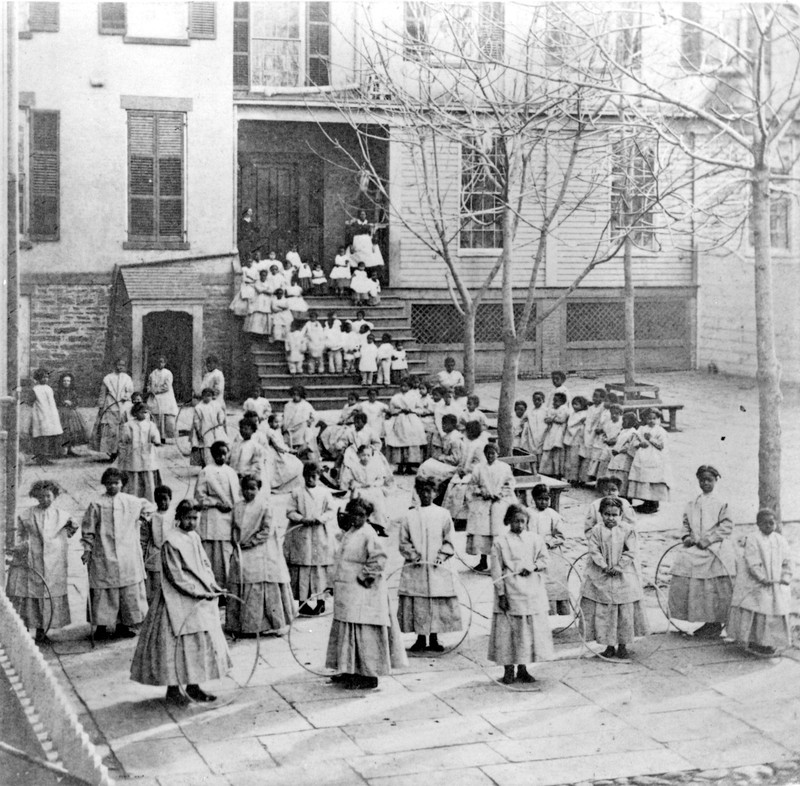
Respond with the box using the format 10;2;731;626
458;135;504;255
249;1;306;90
609;137;658;253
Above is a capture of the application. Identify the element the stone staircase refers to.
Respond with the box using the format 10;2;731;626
252;293;427;412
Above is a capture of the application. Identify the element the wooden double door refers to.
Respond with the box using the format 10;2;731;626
241;155;324;267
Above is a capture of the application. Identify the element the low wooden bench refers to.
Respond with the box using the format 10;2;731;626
499;455;570;511
621;402;684;432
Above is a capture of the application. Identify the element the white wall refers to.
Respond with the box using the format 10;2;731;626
18;1;235;274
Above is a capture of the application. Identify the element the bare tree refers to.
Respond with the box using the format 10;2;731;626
546;1;798;518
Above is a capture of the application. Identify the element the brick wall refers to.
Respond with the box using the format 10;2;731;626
22;275;113;402
698;255;800;384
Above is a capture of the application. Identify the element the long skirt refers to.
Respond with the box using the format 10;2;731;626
563;444;583;483
32;434;62;458
727;606;791;650
9;593;71;630
94;412;124;455
386;445;422;465
488;611;554;664
627;480;669;502
288;564;331;602
668;575;733;623
580;597;649;646
244;311;271;335
90;582;148;627
225;581;295;634
544;547;571;607
539;448;564;477
145;570;162;606
202;540;233;590
442;476;470;520
59;408;90;447
130;590;231;686
466;534;494;556
124;469;163;503
152;413;176;440
325;617;407;677
397;595;462;635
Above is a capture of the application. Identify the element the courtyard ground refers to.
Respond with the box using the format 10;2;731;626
8;370;800;786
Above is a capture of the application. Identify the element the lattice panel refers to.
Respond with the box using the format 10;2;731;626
567;300;688;343
412;303;536;345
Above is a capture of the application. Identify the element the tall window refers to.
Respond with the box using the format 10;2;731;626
23;109;60;241
404;2;504;63
460;137;504;250
611;139;657;248
246;1;330;89
127;111;185;246
749;158;793;251
680;2;703;70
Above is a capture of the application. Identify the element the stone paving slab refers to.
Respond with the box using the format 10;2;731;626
665;732;795;771
482;748;694;786
258;727;365;765
193;736;277;774
367;767;497;786
219;759;365;785
620;706;755;744
483;703;636;740
114;736;212;778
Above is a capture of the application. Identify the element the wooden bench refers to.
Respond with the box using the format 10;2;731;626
499;455;570;511
621;402;684;432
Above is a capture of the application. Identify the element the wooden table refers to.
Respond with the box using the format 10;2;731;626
499;455;570;510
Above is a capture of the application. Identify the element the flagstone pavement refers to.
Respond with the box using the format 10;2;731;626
13;371;800;786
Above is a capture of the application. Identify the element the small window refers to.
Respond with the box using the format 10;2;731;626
460;136;504;250
189;2;216;39
29;2;59;32
29;110;60;241
98;2;126;34
127;110;186;246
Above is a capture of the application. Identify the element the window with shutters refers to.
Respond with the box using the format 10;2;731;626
189;2;216;39
28;110;60;241
404;2;504;63
19;2;59;36
98;2;126;34
240;2;331;90
460;136;504;250
126;111;187;248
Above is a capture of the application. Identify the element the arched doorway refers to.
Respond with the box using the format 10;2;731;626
142;311;193;401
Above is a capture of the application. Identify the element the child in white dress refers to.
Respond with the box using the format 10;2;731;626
359;333;379;386
520;391;547;471
539;392;569;478
376;334;394;386
628;408;672;513
330;246;352;295
311;262;327;294
564;396;588;484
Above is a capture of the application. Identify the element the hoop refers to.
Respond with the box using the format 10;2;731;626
550;548;585;635
4;556;54;636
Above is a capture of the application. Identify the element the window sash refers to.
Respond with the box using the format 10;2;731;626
127;110;185;242
611;140;657;248
460;138;504;250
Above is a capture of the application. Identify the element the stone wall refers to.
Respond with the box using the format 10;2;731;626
21;275;113;401
698;255;800;384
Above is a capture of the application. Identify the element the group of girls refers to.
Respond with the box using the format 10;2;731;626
328;245;382;304
513;371;672;514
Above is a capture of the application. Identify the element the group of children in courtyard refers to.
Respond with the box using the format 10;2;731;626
8;358;793;695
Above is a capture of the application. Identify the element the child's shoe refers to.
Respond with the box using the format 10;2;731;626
408;635;427;653
427;634;444;653
600;645;616;658
501;666;516;685
516;666;535;683
615;644;629;659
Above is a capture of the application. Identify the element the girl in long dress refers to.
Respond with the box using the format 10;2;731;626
728;508;792;655
301;311;326;374
260;413;304;492
488;505;554;684
563;396;588;484
466;441;515;573
229;417;270;489
141;485;174;604
539;392;570;478
340;444;393;531
29;368;64;464
229;256;258;316
579;388;607;484
627;408;671;513
526;485;570;615
200;356;226;416
245;270;272;336
192;388;228;468
285;462;337;616
147;356;179;441
338;410;384;479
131;500;232;705
668;465;736;638
81;468;156;640
227;476;296;636
283;385;317;460
580;496;649;659
55;372;89;456
398;477;462;653
442;420;490;527
386;378;427;474
325;498;407;689
415;380;436;459
271;289;294;343
7;480;77;643
117;403;162;502
93;359;133;460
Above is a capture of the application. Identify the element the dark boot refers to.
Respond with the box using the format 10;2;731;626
501;665;516;685
475;556;489;573
516;666;535;683
93;625;112;641
600;645;617;658
115;624;137;639
616;644;629;659
427;634;444;653
165;686;189;706
408;635;427;652
186;684;216;702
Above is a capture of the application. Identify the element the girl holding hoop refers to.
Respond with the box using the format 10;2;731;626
131;500;232;705
668;465;736;639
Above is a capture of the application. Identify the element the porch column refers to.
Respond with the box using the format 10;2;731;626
388;128;404;288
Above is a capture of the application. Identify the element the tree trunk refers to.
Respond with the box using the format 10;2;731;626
623;235;636;391
462;306;477;392
751;166;783;524
497;335;522;456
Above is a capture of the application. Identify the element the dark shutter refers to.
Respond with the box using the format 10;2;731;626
478;2;504;60
189;2;216;39
98;3;126;34
29;2;59;32
234;2;250;87
128;110;184;242
30;110;60;240
306;1;330;86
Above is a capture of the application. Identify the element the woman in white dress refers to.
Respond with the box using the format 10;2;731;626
147;356;179;441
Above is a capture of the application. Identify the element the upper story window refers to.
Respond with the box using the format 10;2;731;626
404;2;504;64
126;110;187;249
460;136;504;250
235;2;330;90
19;108;60;242
19;2;59;37
611;139;657;249
98;2;216;43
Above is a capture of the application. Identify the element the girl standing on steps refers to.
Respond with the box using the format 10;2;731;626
668;465;736;639
488;505;553;684
580;496;648;659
